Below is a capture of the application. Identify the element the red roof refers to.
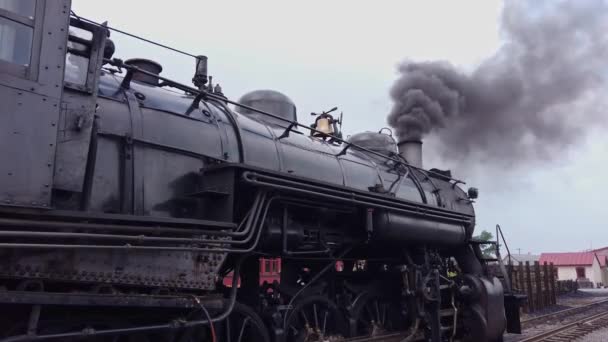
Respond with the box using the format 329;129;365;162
539;252;600;266
593;246;608;255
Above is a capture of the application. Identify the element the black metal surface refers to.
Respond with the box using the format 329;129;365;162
0;4;521;340
0;256;246;342
373;210;466;246
239;168;473;224
0;291;223;309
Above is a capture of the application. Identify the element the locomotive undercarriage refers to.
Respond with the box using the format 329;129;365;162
0;166;504;342
0;244;495;342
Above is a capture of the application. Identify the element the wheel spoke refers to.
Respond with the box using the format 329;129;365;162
236;317;250;342
365;305;374;322
226;317;232;342
313;304;319;330
222;303;269;342
351;294;405;337
375;301;380;323
285;296;347;341
300;310;309;326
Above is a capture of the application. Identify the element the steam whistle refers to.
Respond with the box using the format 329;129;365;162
310;107;343;143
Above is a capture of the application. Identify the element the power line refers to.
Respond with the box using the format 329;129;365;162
70;10;198;59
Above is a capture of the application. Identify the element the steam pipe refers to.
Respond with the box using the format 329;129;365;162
0;193;261;240
242;172;472;223
0;193;275;253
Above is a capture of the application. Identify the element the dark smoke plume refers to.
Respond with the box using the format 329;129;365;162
388;0;608;165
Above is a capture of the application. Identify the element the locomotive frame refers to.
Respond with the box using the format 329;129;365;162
0;1;523;341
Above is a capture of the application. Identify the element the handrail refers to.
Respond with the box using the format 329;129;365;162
496;224;512;266
103;57;466;185
70;14;466;184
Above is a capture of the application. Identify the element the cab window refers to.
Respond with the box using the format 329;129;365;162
65;26;93;86
0;0;36;75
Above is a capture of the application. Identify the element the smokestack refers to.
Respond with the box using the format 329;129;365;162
398;139;422;168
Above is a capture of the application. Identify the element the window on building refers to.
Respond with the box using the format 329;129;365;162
265;260;271;274
576;267;586;279
0;0;36;68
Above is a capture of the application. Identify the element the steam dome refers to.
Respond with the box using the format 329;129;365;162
348;131;398;156
235;90;297;128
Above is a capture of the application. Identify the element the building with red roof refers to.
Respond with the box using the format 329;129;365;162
539;252;608;288
593;246;608;259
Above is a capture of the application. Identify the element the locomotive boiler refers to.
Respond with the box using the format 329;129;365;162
0;1;522;341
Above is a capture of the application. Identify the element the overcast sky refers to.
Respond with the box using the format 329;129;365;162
73;0;608;254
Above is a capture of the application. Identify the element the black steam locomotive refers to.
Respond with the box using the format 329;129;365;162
0;1;522;341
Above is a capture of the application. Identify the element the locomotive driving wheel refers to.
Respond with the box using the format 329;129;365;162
348;292;408;338
283;295;348;342
218;302;271;342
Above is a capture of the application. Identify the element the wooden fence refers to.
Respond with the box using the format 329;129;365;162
489;261;579;313
509;261;557;313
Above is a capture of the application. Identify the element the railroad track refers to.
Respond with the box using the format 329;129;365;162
344;299;608;342
344;332;407;341
519;311;608;342
521;298;608;330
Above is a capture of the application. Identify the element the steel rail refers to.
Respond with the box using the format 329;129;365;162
518;311;608;342
521;297;608;327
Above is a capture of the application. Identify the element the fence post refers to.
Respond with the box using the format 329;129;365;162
518;262;526;312
508;262;513;291
543;262;550;307
534;261;543;310
549;263;556;305
525;261;534;312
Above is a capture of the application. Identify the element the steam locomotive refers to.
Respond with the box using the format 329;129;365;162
0;1;522;341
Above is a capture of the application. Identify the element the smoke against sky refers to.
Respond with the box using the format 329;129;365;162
388;0;608;166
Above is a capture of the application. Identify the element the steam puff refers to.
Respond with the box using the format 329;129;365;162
388;0;608;164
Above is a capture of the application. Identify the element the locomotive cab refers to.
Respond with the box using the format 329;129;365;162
0;0;107;208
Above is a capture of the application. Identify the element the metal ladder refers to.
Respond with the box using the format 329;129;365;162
471;224;527;334
470;224;513;292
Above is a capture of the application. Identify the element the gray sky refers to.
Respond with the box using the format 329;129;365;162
73;0;608;254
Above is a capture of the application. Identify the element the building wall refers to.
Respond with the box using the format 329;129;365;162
592;258;602;287
557;265;601;287
557;266;578;281
590;257;608;288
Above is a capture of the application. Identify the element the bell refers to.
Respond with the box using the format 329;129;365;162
313;117;334;137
